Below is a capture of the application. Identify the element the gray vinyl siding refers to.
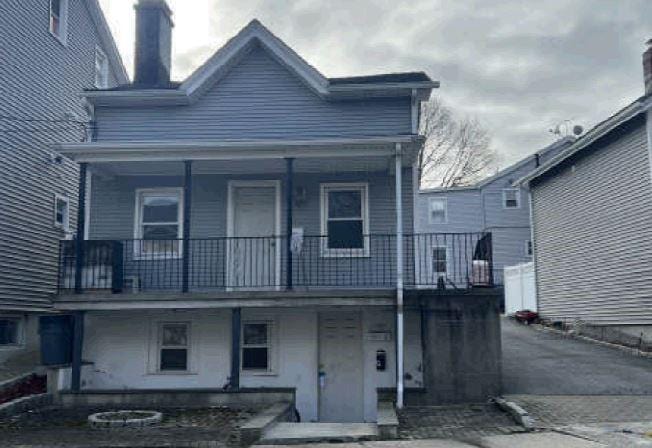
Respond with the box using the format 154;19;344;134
94;45;412;142
0;0;120;311
531;117;652;325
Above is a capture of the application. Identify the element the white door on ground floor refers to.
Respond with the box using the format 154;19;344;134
228;182;279;289
318;311;364;422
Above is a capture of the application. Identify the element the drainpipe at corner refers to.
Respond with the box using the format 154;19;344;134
395;143;405;409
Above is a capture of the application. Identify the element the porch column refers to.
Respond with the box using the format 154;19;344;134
230;307;241;389
71;311;85;392
285;158;294;290
74;163;88;294
395;144;405;409
182;161;192;292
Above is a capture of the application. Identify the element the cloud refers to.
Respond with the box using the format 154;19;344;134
99;0;652;166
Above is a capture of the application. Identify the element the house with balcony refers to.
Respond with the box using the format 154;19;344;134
52;0;502;424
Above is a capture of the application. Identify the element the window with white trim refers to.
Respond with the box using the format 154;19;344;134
54;194;70;231
158;322;190;372
94;47;109;88
502;189;521;209
0;317;22;346
241;321;274;373
526;240;533;256
135;189;183;258
431;246;448;278
49;0;69;43
320;183;369;256
428;198;447;224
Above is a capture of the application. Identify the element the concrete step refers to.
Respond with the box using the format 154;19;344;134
259;422;379;445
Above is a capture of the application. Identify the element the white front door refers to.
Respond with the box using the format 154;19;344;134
318;311;364;422
228;183;279;289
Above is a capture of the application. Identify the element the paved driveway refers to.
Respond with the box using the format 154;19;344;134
501;318;652;395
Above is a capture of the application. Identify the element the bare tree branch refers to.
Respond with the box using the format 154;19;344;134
418;98;497;188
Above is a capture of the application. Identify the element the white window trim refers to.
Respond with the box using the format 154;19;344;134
320;183;370;258
430;245;449;278
49;0;69;45
53;193;70;232
152;321;195;374
94;46;109;89
240;319;278;376
0;316;25;348
133;188;184;260
428;197;448;224
502;188;521;209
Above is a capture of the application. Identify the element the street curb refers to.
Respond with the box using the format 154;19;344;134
533;324;652;359
493;397;535;430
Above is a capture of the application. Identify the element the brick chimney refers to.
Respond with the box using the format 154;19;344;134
133;0;173;87
644;39;652;95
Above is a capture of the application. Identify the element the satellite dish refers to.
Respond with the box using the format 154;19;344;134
572;125;583;136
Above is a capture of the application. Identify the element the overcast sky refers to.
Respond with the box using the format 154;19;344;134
99;0;652;167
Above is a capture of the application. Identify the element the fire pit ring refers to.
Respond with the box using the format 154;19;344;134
88;410;163;428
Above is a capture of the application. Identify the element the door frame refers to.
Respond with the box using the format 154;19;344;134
226;180;282;290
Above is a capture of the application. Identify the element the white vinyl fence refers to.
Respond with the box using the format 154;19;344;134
503;262;537;315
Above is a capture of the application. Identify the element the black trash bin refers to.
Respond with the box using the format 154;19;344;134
39;315;73;366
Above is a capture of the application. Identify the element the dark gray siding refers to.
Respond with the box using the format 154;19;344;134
532;117;652;325
94;45;412;142
0;0;120;311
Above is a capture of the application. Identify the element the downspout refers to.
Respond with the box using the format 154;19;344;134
395;142;404;409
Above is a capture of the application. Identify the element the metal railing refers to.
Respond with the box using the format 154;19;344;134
58;233;493;293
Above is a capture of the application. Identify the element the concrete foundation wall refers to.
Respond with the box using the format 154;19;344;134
411;292;502;405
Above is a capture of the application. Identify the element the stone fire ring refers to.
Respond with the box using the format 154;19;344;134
88;410;163;428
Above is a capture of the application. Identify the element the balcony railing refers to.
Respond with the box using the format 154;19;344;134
58;233;493;294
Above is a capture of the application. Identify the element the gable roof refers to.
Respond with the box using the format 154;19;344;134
84;0;129;84
83;19;437;106
517;94;652;186
419;137;575;194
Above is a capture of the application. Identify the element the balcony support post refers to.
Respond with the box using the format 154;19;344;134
182;160;192;293
230;307;241;390
74;162;88;294
285;158;294;290
71;311;85;392
395;143;405;409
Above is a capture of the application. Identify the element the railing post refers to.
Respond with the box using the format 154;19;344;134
182;161;192;292
394;144;405;409
230;307;241;390
285;158;294;290
71;311;85;392
111;241;124;294
74;163;88;294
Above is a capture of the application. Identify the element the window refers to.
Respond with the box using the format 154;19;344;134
428;198;447;224
241;321;273;373
526;240;533;256
502;189;521;209
134;189;183;258
54;194;70;231
432;247;448;277
94;47;109;88
0;318;21;346
158;322;189;372
320;183;369;256
49;0;68;44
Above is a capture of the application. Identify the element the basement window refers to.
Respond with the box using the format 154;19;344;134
0;317;22;346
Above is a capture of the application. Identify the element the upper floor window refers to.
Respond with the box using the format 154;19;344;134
49;0;69;44
95;47;109;88
502;189;521;209
428;198;447;224
432;246;448;277
54;194;70;232
320;183;369;257
134;189;183;258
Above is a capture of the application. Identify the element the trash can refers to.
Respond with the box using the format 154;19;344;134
39;315;73;366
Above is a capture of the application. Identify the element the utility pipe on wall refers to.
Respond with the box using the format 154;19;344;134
395;143;405;409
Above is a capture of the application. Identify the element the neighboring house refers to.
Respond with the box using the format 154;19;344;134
50;1;502;424
415;137;573;286
0;0;127;368
518;42;652;346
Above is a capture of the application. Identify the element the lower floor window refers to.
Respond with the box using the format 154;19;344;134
0;318;21;345
241;321;273;372
159;322;189;371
